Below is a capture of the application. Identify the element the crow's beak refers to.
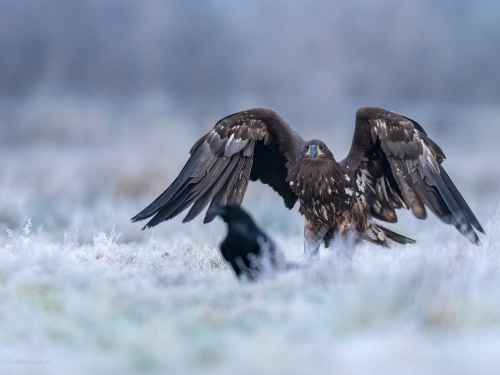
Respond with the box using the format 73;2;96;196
309;144;317;158
207;206;225;218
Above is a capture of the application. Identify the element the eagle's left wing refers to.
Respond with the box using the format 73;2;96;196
341;106;484;245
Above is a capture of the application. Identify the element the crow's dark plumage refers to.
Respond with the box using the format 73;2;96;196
208;204;286;280
132;107;484;257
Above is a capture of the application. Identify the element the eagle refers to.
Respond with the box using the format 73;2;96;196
132;107;484;258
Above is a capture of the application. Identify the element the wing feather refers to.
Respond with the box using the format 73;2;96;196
203;155;249;223
142;155;232;228
131;144;213;222
341;106;483;245
132;108;305;228
182;156;240;222
227;156;254;204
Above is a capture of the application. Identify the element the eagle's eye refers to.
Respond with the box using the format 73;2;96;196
319;145;324;151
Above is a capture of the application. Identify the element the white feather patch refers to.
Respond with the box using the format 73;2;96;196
356;171;368;193
224;134;249;156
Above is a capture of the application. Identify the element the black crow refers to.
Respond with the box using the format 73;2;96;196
207;204;287;280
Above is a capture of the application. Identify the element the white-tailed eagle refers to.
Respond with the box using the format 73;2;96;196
132;107;484;256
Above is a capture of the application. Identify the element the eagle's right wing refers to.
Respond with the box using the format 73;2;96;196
132;108;306;228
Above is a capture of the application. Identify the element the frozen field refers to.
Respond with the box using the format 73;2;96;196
1;99;500;374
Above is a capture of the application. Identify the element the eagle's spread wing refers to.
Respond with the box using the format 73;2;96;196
341;106;484;244
132;108;305;228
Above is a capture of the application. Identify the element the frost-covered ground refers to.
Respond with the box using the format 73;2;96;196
1;99;500;374
2;218;500;375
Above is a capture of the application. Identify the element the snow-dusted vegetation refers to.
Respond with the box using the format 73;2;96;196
1;1;500;372
1;100;500;374
2;208;500;374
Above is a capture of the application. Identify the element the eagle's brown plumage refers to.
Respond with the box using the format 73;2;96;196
132;107;484;256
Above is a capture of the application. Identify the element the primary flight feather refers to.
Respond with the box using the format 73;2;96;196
132;107;484;256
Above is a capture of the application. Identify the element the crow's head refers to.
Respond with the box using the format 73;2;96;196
207;204;257;230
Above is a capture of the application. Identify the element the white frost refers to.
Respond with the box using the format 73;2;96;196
0;107;496;375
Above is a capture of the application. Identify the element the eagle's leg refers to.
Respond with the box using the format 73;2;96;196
327;230;357;261
303;222;329;260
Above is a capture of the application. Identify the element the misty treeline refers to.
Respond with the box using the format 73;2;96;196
0;0;499;117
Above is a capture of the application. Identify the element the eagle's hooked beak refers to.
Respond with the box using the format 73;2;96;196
309;144;317;158
306;144;323;158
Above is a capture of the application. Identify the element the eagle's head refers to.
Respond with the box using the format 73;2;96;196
302;140;334;162
296;139;340;195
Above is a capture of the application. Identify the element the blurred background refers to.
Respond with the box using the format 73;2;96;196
1;0;499;244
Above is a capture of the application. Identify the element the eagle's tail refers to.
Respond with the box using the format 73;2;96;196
378;225;416;246
363;221;416;247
